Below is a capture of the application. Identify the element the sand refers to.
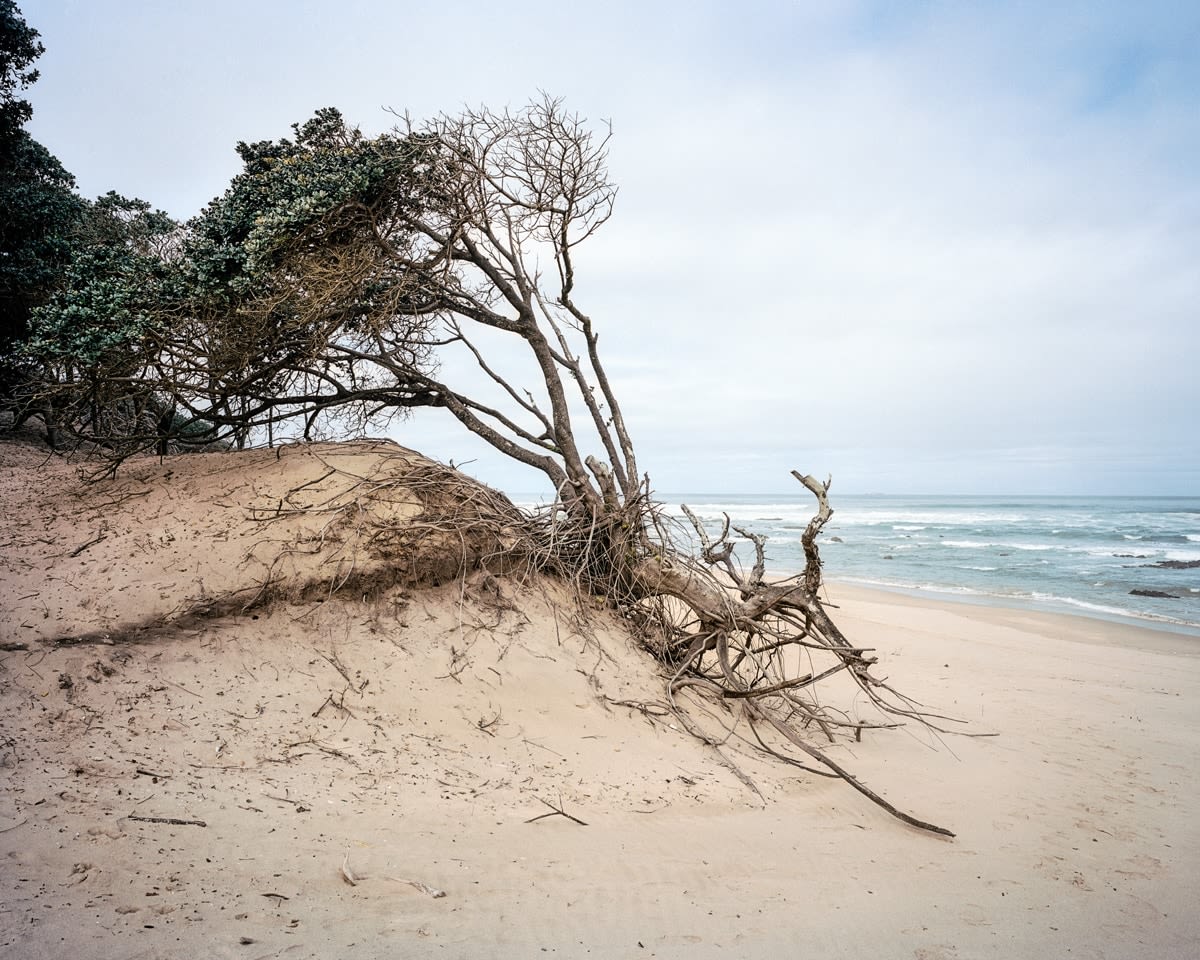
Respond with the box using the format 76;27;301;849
1;438;1197;959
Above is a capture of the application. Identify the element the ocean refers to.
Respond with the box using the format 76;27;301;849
654;494;1200;636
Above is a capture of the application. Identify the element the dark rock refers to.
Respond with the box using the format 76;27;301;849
829;536;843;543
1130;589;1180;599
1144;559;1200;570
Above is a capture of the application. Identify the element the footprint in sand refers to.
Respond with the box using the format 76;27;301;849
1115;853;1163;880
1122;895;1165;923
1033;854;1065;880
958;903;991;927
914;945;959;960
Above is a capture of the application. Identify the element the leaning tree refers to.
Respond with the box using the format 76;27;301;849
32;98;957;835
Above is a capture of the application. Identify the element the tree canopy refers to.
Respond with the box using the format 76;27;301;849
168;107;440;447
28;98;630;487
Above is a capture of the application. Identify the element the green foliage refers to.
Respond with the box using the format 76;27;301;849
186;108;419;306
11;102;440;454
25;193;179;370
165;108;438;444
0;2;86;385
0;0;42;136
0;131;82;298
0;4;194;451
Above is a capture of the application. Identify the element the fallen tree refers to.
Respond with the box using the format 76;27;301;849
26;98;956;835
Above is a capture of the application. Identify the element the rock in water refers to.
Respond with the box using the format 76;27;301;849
1145;559;1200;570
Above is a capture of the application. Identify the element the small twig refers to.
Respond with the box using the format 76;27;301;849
525;795;587;826
161;678;203;699
263;794;310;812
603;696;670;718
126;814;207;827
285;738;357;764
476;710;501;736
68;533;107;558
521;738;564;758
320;650;364;691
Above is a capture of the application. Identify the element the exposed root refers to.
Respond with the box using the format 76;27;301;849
241;447;538;610
519;470;959;838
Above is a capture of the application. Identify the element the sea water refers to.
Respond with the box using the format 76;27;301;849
654;494;1200;636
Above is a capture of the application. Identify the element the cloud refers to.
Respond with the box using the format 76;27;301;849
22;0;1200;493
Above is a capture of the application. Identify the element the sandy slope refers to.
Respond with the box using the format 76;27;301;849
1;438;1197;959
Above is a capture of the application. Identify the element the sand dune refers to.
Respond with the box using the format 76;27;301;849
1;438;1197;958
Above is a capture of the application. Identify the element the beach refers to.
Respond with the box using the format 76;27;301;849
1;442;1197;959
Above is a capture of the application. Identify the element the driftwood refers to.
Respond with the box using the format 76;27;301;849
523;471;958;838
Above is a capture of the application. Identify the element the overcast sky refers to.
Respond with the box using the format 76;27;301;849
21;1;1200;496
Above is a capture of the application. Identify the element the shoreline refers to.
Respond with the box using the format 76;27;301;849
827;577;1200;642
660;491;1200;638
826;580;1200;657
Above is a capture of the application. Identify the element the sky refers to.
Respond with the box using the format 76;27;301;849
20;0;1200;496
